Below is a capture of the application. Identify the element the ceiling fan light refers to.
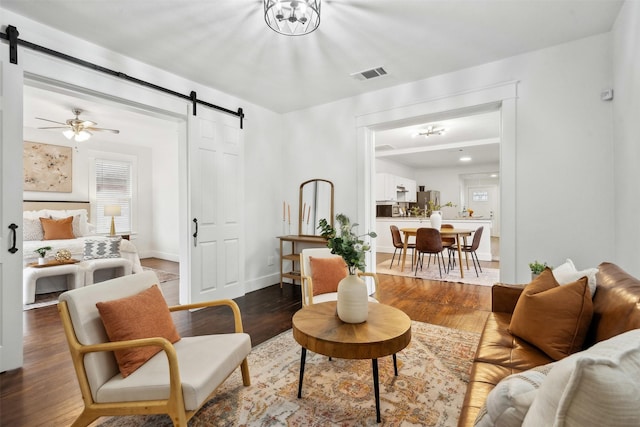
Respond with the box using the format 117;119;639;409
62;129;75;139
75;130;91;142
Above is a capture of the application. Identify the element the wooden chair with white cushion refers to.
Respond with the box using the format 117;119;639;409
57;271;251;427
299;247;378;306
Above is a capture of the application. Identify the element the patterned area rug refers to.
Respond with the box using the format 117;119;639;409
376;258;499;287
23;267;179;310
97;321;480;426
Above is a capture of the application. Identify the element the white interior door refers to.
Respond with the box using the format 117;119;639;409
186;106;244;303
468;184;500;237
0;51;26;372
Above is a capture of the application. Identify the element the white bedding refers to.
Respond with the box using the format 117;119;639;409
23;236;143;274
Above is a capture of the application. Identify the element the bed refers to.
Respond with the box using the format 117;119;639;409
23;201;143;295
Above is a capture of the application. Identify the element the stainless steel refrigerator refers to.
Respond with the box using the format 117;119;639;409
416;190;440;210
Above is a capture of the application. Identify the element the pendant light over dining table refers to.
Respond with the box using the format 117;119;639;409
264;0;321;36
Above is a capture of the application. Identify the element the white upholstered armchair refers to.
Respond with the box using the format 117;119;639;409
58;271;251;426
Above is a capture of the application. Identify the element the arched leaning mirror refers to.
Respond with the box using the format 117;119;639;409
299;179;334;237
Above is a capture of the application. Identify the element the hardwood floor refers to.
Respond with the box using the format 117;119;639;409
0;256;492;426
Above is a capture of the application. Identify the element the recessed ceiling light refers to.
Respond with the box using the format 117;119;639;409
490;173;498;178
460;156;472;162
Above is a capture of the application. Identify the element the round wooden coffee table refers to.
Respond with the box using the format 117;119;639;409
292;301;412;423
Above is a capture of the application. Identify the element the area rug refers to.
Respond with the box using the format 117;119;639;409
23;267;179;311
376;258;499;287
142;267;180;283
97;321;480;426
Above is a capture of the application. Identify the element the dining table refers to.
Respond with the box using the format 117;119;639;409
399;227;473;278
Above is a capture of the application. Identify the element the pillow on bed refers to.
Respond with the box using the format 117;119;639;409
84;237;122;259
62;209;90;236
23;209;49;220
47;209;90;237
23;218;45;241
50;213;82;238
40;216;75;240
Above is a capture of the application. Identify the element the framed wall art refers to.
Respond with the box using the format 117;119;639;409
23;141;73;193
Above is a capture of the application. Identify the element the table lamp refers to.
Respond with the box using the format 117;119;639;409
104;205;121;236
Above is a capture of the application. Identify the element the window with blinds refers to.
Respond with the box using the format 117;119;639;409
95;159;132;234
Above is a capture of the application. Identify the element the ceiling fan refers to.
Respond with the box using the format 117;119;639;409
36;108;120;142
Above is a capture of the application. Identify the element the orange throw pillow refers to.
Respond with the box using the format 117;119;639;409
96;285;181;377
310;256;348;296
508;268;593;360
40;216;75;240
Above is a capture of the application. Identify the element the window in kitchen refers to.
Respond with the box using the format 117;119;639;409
472;191;489;202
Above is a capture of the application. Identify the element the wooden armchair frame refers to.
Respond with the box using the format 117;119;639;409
58;298;251;427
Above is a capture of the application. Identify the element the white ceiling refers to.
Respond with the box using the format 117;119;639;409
2;0;623;114
375;109;500;169
23;82;179;147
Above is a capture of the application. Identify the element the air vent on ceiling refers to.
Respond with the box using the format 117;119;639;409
375;144;396;151
351;66;388;81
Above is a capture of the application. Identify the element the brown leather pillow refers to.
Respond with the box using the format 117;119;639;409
96;285;181;377
40;216;75;240
310;256;348;296
508;268;593;360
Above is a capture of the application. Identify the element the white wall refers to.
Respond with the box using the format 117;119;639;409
283;33;614;282
612;1;640;277
375;158;416;180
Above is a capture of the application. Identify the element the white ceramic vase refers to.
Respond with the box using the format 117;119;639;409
38;257;46;265
336;274;369;323
430;211;442;230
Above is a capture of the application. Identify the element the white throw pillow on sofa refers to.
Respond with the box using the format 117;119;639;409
522;329;640;427
552;258;597;298
474;363;555;427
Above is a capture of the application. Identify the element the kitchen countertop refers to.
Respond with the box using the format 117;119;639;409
376;216;491;221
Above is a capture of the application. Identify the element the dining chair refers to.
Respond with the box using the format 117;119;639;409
448;226;484;277
440;223;456;251
390;225;416;269
299;248;378;306
414;227;447;278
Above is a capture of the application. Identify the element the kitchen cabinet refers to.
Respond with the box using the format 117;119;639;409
376;173;416;202
376;173;397;201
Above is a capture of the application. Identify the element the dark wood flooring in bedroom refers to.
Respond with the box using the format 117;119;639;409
0;256;493;426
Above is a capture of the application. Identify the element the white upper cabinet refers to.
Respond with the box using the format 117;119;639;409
376;173;416;202
376;173;397;201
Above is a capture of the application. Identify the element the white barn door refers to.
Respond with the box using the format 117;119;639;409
0;49;26;372
186;106;244;303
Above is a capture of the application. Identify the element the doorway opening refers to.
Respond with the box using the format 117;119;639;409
356;81;518;284
22;76;185;303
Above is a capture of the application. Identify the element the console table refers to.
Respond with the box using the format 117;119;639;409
277;235;327;287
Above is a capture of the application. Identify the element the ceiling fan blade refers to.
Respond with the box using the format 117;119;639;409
37;126;69;130
87;127;120;134
35;117;68;125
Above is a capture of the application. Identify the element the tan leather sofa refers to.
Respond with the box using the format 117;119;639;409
457;262;640;426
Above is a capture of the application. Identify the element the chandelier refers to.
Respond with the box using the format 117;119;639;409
264;0;321;36
413;126;446;137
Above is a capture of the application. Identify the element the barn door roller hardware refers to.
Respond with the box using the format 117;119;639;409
1;25;245;128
